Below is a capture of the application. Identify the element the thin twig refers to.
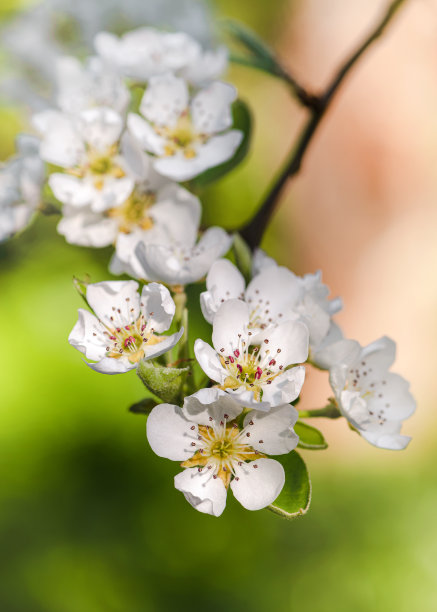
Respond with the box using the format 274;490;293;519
240;0;408;250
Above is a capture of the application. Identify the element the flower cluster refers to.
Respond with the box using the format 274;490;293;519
0;13;416;521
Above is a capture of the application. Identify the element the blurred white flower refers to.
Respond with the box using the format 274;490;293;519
55;56;130;116
0;0;217;108
128;73;242;181
0;135;44;242
69;280;183;374
33;107;135;213
194;299;308;410
111;193;232;285
328;336;415;449
146;389;299;516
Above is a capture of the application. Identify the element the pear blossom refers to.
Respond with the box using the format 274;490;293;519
0;135;44;242
194;299;309;410
146;389;299;516
201;258;303;340
328;336;415;449
94;26;227;85
128;73;243;181
56;138;197;249
110;195;232;285
33;107;134;213
55;56;130;116
69;280;183;374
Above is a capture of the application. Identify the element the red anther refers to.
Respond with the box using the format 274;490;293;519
125;325;130;331
255;367;263;380
228;356;234;363
116;328;121;333
269;359;276;366
141;324;146;331
123;336;136;347
234;349;240;358
110;336;116;341
237;364;243;374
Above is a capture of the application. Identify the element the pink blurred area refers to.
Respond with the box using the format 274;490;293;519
271;0;437;450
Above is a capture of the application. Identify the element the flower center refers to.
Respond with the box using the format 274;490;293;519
181;419;262;487
67;144;126;188
98;306;163;364
218;343;283;401
346;360;389;426
106;189;156;233
155;112;207;159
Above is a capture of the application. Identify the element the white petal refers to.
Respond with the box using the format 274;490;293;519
212;299;250;356
201;258;245;323
34;111;84;167
57;207;117;247
243;404;299;455
87;356;136;374
68;308;107;361
261;366;306;407
90;176;134;213
49;173;94;207
361;426;411;450
148;194;201;246
153;130;243;181
230;458;285;511
261;320;309;368
142;329;184;361
86;280;140;327
246;266;302;321
183;46;228;86
361;336;396;371
140;282;175;333
79;107;123;150
140;73;188;127
127;113;166;156
191;81;237;134
146;403;197;461
175;468;227;517
252;248;277;275
224;387;272;412
366;372;416;422
194;339;227;384
182;389;242;426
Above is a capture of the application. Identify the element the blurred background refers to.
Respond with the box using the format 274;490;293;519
1;0;437;610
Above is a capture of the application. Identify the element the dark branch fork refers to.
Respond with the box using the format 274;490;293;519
239;0;408;250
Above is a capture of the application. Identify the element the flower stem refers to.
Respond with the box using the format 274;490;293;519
240;0;409;250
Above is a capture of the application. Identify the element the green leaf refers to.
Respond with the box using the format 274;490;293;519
136;360;189;404
295;421;328;450
268;450;311;519
128;398;157;416
232;232;252;283
189;99;252;187
225;20;284;78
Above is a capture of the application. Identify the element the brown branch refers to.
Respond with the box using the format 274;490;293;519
240;0;409;250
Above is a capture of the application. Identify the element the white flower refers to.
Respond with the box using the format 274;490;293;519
33;107;134;213
200;258;303;340
68;280;183;374
0;134;44;242
94;26;227;85
56;141;194;249
128;73;242;181
328;336;416;450
194;299;308;410
55;56;130;116
146;389;299;516
110;196;232;286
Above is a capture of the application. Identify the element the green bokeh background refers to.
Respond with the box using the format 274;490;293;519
1;1;436;611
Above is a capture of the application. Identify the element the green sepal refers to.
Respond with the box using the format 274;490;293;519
189;99;252;187
295;421;328;450
73;276;91;308
232;232;252;283
268;450;311;519
128;397;157;416
136;360;189;404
